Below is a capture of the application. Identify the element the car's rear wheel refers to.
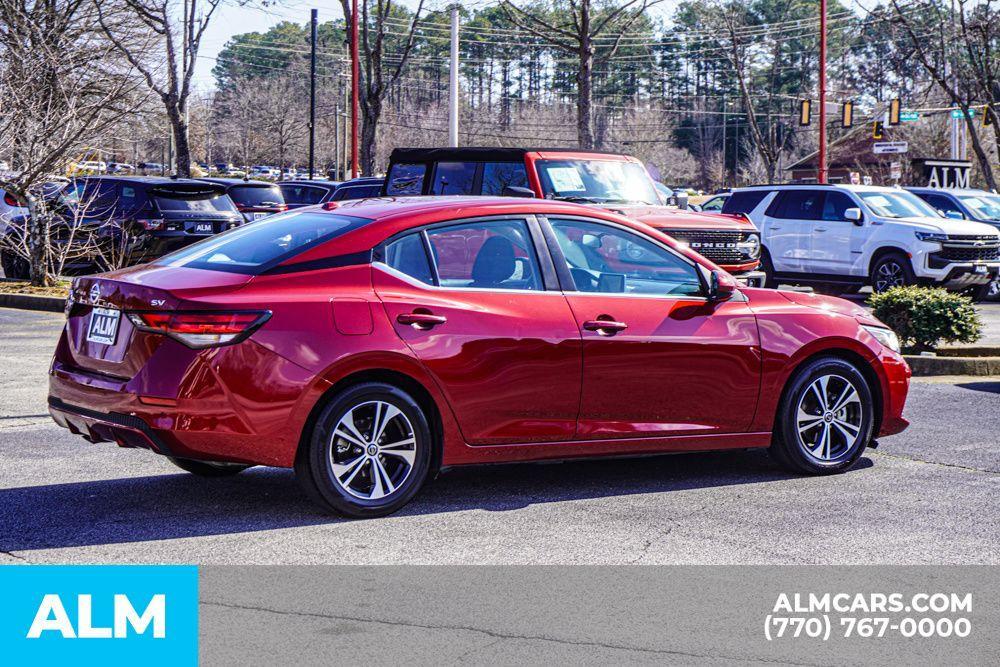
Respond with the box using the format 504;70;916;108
760;248;778;288
769;357;874;474
296;382;432;518
870;252;914;292
168;457;251;477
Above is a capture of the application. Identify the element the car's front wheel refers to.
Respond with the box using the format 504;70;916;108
770;357;875;474
296;382;432;518
870;252;915;292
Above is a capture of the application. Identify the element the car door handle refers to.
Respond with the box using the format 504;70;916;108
582;318;628;335
815;227;828;232
397;311;447;329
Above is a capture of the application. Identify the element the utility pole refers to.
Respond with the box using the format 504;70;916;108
448;4;460;147
818;0;828;184
308;9;318;180
721;95;728;188
350;0;360;178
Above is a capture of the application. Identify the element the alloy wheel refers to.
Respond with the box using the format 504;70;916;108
874;261;904;292
328;400;417;500
795;374;864;462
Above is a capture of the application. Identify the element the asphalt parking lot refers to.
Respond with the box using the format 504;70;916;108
1;306;997;565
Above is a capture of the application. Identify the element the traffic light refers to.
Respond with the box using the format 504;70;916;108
842;101;854;128
889;98;901;125
799;100;811;126
872;120;884;139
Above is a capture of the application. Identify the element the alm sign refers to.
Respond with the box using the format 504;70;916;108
914;159;972;189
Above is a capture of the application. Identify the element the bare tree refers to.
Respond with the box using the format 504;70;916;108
340;0;426;175
0;0;144;285
95;0;228;178
500;0;662;149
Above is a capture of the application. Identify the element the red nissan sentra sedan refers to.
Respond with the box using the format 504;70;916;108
49;196;910;518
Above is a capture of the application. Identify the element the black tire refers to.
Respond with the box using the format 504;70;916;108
769;356;875;475
870;252;915;293
968;280;999;303
760;248;778;288
0;252;29;280
811;284;844;296
295;382;432;518
168;457;251;477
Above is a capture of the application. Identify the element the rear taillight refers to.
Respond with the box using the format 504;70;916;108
3;193;20;207
136;218;165;230
126;310;270;348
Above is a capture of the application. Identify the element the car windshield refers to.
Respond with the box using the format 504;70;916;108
958;194;1000;221
857;190;941;219
535;159;661;205
229;185;284;208
155;210;369;274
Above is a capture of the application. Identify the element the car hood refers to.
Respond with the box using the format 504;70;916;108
596;204;756;231
775;289;885;327
894;215;1000;236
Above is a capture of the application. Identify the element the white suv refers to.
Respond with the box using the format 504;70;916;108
723;184;1000;295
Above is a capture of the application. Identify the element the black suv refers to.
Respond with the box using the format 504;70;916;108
279;177;384;209
198;178;287;222
63;176;242;261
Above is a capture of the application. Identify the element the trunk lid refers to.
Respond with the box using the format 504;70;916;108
62;264;252;379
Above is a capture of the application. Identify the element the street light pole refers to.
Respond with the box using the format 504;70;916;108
818;0;828;184
350;0;360;178
308;9;317;180
448;4;460;147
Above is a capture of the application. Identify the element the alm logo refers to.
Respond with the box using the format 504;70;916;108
27;593;166;639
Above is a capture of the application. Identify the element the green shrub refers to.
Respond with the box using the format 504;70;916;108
868;286;982;353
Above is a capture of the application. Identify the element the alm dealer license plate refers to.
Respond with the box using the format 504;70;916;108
194;223;214;233
87;307;120;345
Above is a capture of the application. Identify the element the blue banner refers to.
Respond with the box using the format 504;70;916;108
0;565;197;665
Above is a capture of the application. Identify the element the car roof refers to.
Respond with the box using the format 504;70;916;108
282;196;704;269
338;177;383;186
906;187;997;196
198;177;275;187
75;175;206;186
389;146;639;163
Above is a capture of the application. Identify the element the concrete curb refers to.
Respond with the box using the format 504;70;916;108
0;293;65;313
904;354;1000;377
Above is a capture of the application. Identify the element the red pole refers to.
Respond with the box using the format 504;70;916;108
350;0;360;178
818;0;827;184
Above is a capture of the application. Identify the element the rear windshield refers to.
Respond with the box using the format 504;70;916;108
155;210;369;274
279;183;330;205
229;185;284;207
153;192;237;213
332;184;382;201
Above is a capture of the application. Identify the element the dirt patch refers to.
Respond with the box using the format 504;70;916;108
0;280;70;298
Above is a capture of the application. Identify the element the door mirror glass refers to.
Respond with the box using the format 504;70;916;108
708;270;737;301
943;209;965;220
844;207;863;223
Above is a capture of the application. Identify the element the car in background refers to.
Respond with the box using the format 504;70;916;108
279;179;341;209
908;187;1000;300
725;184;1000;297
107;162;134;174
698;192;730;213
71;160;108;175
59;176;242;263
137;162;166;176
198;177;287;223
382;147;765;286
330;177;383;202
250;165;280;179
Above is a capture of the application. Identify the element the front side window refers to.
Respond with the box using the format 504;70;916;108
858;190;941;219
821;191;857;221
386;163;426;195
701;196;726;212
550;218;703;297
535;159;660;205
481;162;529;195
156;211;368;273
430;162;478;195
425;219;541;290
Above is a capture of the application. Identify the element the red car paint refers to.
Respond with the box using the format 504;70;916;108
49;196;909;472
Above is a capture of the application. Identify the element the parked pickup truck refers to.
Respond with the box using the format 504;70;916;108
382;147;766;286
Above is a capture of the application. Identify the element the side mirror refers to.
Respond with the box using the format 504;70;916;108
943;210;965;220
708;269;737;301
502;186;535;198
844;207;863;225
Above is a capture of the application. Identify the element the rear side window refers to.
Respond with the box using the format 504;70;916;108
721;190;768;215
228;185;284;207
386;163;426;195
481;162;529;195
426;219;541;290
279;184;329;205
430;162;477;195
156;211;369;274
768;190;823;220
332;184;381;201
384;233;434;285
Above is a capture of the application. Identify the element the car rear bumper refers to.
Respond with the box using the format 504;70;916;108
48;396;174;455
